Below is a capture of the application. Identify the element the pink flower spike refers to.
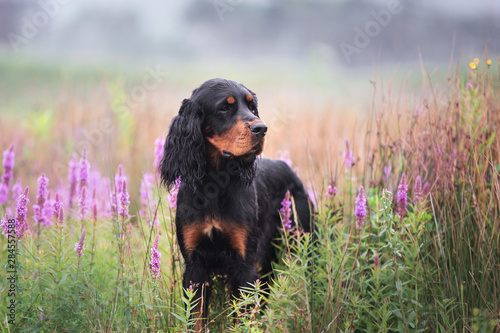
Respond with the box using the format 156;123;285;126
1;214;11;236
280;190;292;231
140;173;156;221
354;186;367;231
78;186;88;220
115;165;124;196
42;191;53;227
422;182;430;196
140;173;155;207
78;148;90;196
1;145;15;184
0;145;15;204
118;178;130;219
58;206;64;226
150;234;161;278
326;184;337;198
414;176;422;203
342;140;354;169
11;179;22;202
36;173;49;206
0;184;8;205
92;188;98;222
68;153;78;207
167;176;181;209
74;228;86;258
397;172;408;218
153;138;164;173
15;187;30;239
34;174;50;226
2;145;15;173
374;253;379;270
53;193;61;219
383;166;392;184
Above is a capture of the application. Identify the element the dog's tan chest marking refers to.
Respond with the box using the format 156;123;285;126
183;219;248;259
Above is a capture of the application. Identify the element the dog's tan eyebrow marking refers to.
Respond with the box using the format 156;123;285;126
226;96;235;104
245;94;253;102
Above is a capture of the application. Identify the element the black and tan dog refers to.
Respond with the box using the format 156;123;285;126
160;78;311;329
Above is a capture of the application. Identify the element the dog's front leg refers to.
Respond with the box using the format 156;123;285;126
182;263;210;332
228;264;258;326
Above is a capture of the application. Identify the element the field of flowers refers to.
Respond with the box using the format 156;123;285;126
1;58;499;332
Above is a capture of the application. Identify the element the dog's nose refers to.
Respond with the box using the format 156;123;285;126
249;122;268;137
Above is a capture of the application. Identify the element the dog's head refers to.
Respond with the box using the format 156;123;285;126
160;78;267;189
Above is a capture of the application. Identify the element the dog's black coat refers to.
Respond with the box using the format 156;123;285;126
160;78;311;314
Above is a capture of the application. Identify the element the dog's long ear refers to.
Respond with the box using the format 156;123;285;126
160;99;205;189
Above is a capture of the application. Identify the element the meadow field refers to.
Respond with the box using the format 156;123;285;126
0;56;499;332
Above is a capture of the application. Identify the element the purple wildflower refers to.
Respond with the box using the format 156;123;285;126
92;189;98;222
153;138;164;173
374;253;379;271
42;191;53;226
150;234;161;278
167;176;181;209
280;190;292;231
140;173;157;224
422;182;431;196
11;179;22;202
2;145;15;183
0;145;15;204
342;140;354;169
0;184;8;205
326;184;337;198
276;150;293;167
115;165;124;196
74;228;86;258
33;174;50;226
140;173;155;213
383;166;392;184
78;149;90;196
36;174;49;206
355;186;367;230
140;173;154;203
1;214;11;236
118;179;130;219
414;176;422;203
58;206;64;226
53;193;61;219
15;187;30;239
78;186;88;220
68;153;78;207
397;172;408;218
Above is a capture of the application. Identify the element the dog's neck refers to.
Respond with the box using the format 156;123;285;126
179;157;258;221
204;154;257;189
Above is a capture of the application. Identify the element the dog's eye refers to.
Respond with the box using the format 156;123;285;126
219;106;230;114
249;105;257;113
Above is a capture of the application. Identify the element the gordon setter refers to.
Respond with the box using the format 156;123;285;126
159;78;311;329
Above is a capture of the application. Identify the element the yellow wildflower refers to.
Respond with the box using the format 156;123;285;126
474;58;480;64
469;62;477;69
487;59;492;66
